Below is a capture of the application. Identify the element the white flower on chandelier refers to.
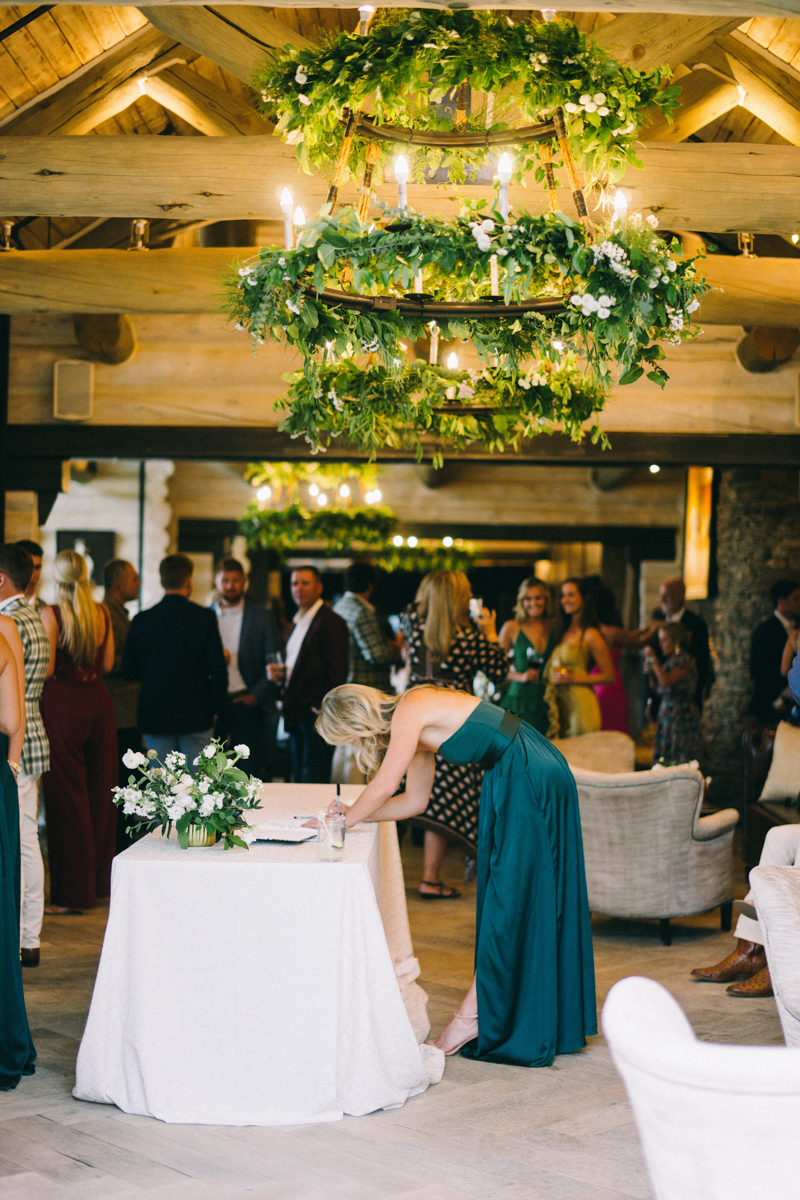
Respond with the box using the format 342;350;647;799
297;94;311;106
234;745;251;758
295;69;307;84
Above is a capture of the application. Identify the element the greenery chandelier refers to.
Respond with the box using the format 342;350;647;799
223;11;703;463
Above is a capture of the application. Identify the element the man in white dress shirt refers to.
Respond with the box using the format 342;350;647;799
212;557;282;781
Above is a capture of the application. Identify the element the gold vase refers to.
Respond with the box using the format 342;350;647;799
185;825;216;848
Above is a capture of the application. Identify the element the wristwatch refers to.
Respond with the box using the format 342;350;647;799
8;761;20;777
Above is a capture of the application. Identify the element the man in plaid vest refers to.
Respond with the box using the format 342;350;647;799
0;544;53;967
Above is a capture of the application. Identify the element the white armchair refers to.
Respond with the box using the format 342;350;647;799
602;976;800;1200
749;865;800;1047
572;765;738;944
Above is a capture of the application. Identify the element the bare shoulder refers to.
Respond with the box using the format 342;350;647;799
586;627;609;649
499;619;519;642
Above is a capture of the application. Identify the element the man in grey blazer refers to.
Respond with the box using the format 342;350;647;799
212;557;282;782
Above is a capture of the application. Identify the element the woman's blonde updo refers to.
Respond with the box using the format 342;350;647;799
315;684;403;779
53;549;100;667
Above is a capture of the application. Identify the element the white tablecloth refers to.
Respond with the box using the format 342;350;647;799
74;784;443;1126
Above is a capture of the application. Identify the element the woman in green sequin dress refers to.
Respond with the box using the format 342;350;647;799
315;684;597;1067
499;577;558;737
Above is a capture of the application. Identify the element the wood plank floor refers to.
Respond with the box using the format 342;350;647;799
0;835;782;1200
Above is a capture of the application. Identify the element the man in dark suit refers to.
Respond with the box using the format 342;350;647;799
749;579;800;724
649;577;713;714
211;556;282;782
122;554;227;771
269;566;348;783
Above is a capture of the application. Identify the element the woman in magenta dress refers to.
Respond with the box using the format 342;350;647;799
41;550;117;913
588;585;655;735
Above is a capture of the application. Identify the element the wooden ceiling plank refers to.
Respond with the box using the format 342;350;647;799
115;7;150;37
3;25;62;95
23;11;84;80
641;69;740;140
49;8;107;61
0;45;37;110
142;63;271;135
592;13;745;70
758;17;800;60
207;6;312;50
0;26;179;135
744;16;790;48
5;136;800;234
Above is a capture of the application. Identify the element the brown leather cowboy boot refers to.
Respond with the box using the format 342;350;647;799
727;965;774;997
691;939;766;983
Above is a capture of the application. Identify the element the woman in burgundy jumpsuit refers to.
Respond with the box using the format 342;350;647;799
41;551;117;912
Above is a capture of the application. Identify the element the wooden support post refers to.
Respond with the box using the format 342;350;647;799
356;141;381;223
552;108;592;232
537;141;559;213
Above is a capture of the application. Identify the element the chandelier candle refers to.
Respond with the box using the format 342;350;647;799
280;188;293;251
394;154;409;211
497;153;513;222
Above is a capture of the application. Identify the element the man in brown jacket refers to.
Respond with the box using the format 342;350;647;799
269;566;348;783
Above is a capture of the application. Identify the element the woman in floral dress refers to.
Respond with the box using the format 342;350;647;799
644;622;703;766
401;571;508;897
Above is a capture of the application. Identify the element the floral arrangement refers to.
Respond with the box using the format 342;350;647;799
372;541;476;574
252;10;679;188
239;502;398;558
275;356;608;464
223;204;707;397
114;740;263;850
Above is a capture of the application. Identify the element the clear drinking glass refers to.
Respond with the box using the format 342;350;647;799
317;814;346;862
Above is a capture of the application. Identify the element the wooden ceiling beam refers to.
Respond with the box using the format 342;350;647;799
4;136;800;234
591;14;744;71
138;6;309;83
694;32;800;144
640;69;741;140
141;63;271;136
0;24;179;136
2;247;800;324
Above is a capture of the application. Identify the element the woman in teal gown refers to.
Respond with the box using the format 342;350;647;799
0;628;37;1090
499;577;558;737
315;684;596;1067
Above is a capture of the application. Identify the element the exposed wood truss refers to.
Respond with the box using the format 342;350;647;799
139;6;310;82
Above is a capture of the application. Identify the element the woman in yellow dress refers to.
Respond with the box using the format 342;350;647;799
548;579;615;738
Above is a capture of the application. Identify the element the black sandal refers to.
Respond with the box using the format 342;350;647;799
419;880;461;900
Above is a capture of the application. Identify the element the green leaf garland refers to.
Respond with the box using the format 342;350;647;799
252;10;679;188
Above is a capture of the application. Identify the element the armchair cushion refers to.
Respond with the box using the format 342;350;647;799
760;720;800;801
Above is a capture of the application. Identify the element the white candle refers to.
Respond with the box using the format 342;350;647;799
497;152;513;222
280;187;293;250
429;323;439;365
394;154;409;211
490;254;499;296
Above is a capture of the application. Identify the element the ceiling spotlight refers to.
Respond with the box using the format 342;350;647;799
309;483;319;496
339;484;350;498
256;485;272;501
407;535;418;547
392;535;404;547
443;536;454;547
649;464;661;474
541;8;557;21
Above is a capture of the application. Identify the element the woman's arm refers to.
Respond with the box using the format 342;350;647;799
0;634;22;758
40;606;58;678
498;620;518;653
601;623;655;649
100;606;115;674
349;751;436;824
0;617;25;766
644;650;690;688
340;697;431;826
781;629;799;677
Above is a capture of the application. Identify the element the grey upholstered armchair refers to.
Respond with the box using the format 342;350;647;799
750;865;800;1047
571;766;738;945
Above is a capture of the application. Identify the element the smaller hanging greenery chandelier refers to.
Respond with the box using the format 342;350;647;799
239;461;478;570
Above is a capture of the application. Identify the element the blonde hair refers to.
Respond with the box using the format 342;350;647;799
315;684;402;779
54;550;100;667
415;570;472;661
514;577;552;623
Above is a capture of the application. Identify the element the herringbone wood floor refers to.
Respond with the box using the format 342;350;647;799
0;834;782;1200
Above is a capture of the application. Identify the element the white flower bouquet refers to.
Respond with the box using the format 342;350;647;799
114;739;263;850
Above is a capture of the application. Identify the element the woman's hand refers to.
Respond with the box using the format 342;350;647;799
525;668;540;682
474;607;498;642
552;669;575;685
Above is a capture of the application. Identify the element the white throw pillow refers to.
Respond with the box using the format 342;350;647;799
760;721;800;801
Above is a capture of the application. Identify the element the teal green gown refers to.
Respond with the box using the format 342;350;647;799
0;734;36;1090
499;629;556;736
438;701;597;1066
